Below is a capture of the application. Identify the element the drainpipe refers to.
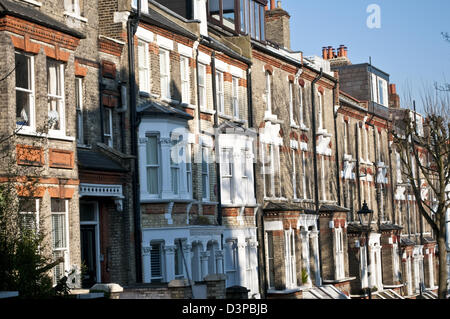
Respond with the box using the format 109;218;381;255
99;63;105;143
127;1;142;283
355;123;362;211
311;69;323;286
117;83;128;153
387;120;396;225
332;80;341;206
211;51;223;226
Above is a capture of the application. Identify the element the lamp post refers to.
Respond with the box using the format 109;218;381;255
358;201;374;299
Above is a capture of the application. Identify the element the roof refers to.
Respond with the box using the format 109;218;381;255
77;149;127;172
347;223;371;233
138;101;193;120
138;8;197;40
319;204;350;213
0;0;85;39
401;238;416;246
379;223;403;231
263;201;314;213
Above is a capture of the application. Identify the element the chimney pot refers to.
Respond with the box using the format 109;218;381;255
277;1;282;9
390;84;397;95
270;0;275;10
322;47;328;60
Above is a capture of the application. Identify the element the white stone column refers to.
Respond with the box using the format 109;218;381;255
301;231;312;286
142;245;151;283
237;242;247;287
310;231;322;286
184;243;193;280
200;251;210;280
215;250;225;274
164;245;176;282
249;241;259;295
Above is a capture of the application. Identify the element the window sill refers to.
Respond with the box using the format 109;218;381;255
20;0;42;7
16;130;75;142
161;97;180;105
299;124;310;132
218;113;233;120
290;122;300;129
140;198;194;204
200;108;216;115
64;12;88;23
180;103;196;110
293;198;314;204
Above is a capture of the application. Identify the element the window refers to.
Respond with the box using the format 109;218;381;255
202;147;210;200
289;82;295;125
265;71;272;113
64;0;81;16
198;63;207;109
321;156;327;201
209;0;265;40
232;77;239;118
298;86;304;126
186;144;192;195
343;121;349;155
159;49;170;99
221;148;234;204
285;229;296;288
365;127;369;161
170;134;182;195
51;199;69;285
378;79;385;105
47;59;65;134
75;78;84;144
292;150;297;199
266;232;275;289
396;151;402;183
175;241;185;279
138;41;150;94
216;71;224;114
317;91;323;130
301;152;307;200
15;52;35;130
18;198;39;234
150;242;164;283
335;227;345;279
180;56;190;104
146;135;161;196
103;107;113;148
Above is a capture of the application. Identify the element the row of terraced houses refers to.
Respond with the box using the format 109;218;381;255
0;0;448;299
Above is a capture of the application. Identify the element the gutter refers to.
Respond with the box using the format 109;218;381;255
127;0;142;283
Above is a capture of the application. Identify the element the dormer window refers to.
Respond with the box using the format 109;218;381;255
208;0;266;41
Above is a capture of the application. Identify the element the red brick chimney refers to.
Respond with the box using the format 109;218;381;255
389;84;400;109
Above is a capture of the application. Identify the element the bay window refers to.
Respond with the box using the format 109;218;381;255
220;148;234;204
47;59;65;135
208;0;266;41
15;52;35;130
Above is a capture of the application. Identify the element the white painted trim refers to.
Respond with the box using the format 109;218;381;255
230;65;244;78
198;51;211;65
80;201;101;284
20;0;42;7
264;220;283;231
178;43;193;58
136;27;154;43
215;59;228;73
157;35;174;51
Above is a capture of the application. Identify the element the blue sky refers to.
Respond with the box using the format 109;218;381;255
282;0;450;112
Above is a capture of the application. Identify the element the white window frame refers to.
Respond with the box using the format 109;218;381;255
15;52;35;132
289;81;295;126
302;152;307;200
292;150;297;200
47;59;66;137
138;40;150;94
103;107;113;148
265;71;272;113
285;228;297;289
343;120;349;155
265;232;275;290
146;134;161;197
299;86;305;127
186;143;192;196
220;147;234;204
159;48;171;100
317;91;323;130
174;241;186;280
216;70;225;114
232;77;239;119
76;77;84;145
198;63;208;110
170;134;181;195
64;0;81;16
225;239;238;287
202;147;210;201
335;227;345;280
51;199;70;286
19;198;40;234
180;55;190;104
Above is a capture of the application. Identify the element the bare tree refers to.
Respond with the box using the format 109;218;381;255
392;89;450;299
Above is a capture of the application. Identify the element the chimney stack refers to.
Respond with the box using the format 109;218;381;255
323;45;352;67
265;1;291;50
389;83;400;109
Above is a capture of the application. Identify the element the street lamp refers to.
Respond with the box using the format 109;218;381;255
357;201;374;299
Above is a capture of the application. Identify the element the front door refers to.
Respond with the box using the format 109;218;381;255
81;225;97;288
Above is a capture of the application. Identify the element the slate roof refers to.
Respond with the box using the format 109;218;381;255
0;0;85;38
77;149;126;172
319;204;350;213
379;223;403;231
263;201;314;213
139;8;197;40
138;101;193;120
